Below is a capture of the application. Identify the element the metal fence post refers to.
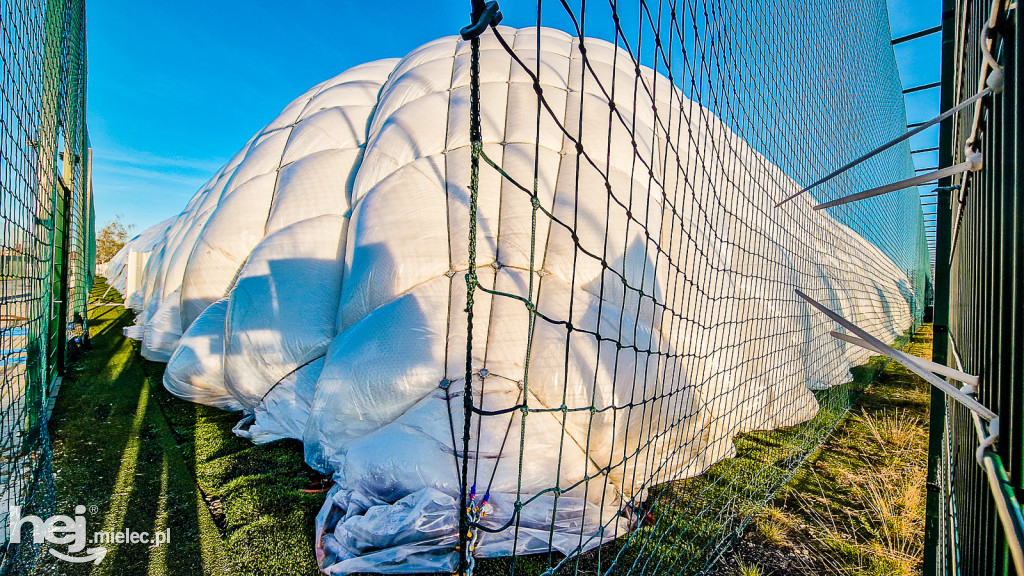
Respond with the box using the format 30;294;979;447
924;1;958;574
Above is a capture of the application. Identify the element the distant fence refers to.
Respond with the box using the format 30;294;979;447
0;0;93;570
926;0;1023;574
454;1;930;574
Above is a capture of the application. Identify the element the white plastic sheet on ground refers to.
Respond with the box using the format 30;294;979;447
104;27;918;575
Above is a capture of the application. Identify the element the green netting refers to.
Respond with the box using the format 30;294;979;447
455;1;930;574
0;0;91;570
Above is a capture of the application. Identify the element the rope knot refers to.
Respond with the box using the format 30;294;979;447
460;1;502;40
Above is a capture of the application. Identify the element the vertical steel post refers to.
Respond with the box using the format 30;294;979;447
1012;0;1024;498
924;1;958;574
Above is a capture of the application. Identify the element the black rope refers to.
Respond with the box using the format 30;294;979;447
455;0;932;573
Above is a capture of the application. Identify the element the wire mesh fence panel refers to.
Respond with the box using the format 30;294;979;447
61;0;91;349
0;0;90;570
65;142;93;349
452;1;930;574
929;0;1022;575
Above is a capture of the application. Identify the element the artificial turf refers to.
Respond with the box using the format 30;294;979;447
42;277;928;576
44;279;323;575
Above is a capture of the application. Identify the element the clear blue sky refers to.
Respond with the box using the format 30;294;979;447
87;0;941;233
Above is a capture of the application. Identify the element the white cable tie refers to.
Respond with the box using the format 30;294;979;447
775;87;992;207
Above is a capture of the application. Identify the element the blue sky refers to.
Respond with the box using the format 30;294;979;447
87;0;941;233
887;0;944;263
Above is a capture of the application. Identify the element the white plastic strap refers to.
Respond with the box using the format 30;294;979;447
813;153;982;211
830;331;980;386
775;87;992;208
796;289;998;421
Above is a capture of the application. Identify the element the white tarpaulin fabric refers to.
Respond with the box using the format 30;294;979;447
104;27;916;575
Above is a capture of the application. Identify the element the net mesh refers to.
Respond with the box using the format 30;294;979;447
456;1;930;574
0;0;91;570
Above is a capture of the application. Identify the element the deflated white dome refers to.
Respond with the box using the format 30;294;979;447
107;26;915;574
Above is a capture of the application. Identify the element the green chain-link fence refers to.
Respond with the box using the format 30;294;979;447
0;0;93;570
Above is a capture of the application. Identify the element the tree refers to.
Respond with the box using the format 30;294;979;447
95;217;134;264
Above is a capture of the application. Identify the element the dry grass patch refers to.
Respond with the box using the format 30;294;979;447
719;324;933;576
735;559;765;576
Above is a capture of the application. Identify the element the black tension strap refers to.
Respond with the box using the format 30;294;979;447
461;1;503;40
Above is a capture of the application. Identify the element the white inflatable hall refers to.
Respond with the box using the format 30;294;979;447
105;27;916;574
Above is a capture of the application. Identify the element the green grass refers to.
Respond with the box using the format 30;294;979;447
472;352;897;576
45;278;323;575
45;277;929;576
719;325;933;575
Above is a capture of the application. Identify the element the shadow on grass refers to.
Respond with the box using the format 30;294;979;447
43;280;224;576
475;346;907;576
45;279;323;576
46;278;923;576
713;325;933;576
